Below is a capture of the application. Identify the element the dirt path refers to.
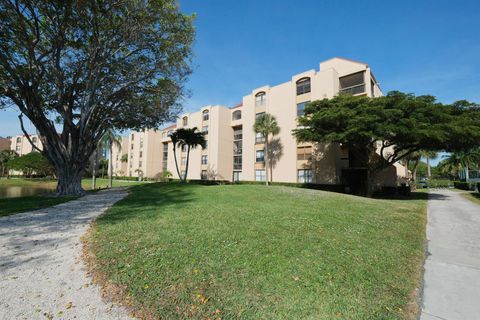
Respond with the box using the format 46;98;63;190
0;188;131;320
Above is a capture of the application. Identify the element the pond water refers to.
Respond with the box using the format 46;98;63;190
0;186;56;198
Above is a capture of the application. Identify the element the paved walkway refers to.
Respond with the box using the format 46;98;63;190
0;188;131;320
421;190;480;320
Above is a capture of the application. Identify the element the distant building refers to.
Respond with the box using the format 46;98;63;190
10;134;43;155
112;57;407;187
0;137;11;151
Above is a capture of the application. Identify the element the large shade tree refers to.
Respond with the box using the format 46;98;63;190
0;0;194;195
294;92;480;195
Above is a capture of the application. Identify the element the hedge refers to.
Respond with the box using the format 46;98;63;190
453;181;477;191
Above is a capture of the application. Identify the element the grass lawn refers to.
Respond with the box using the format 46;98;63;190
88;183;427;319
460;191;480;206
0;178;145;217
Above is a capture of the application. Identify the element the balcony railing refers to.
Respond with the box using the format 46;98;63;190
339;83;365;95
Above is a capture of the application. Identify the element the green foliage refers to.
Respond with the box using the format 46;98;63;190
253;113;281;185
454;181;476;191
0;1;195;195
7;152;54;177
0;150;18;176
170;127;206;182
294;92;480;193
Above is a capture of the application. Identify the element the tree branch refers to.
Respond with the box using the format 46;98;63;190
18;113;42;152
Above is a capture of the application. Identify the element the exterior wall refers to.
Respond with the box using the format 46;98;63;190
10;135;43;155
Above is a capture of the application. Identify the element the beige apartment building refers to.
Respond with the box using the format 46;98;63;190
113;57;406;189
10;134;43;155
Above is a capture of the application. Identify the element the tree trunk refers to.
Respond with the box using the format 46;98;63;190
426;157;431;178
108;143;113;188
172;144;182;182
92;150;97;190
184;145;191;183
264;138;269;186
56;166;84;196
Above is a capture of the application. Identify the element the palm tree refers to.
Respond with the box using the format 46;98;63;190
99;129;122;188
171;127;206;183
422;150;438;178
439;149;480;180
253;113;280;186
169;130;183;182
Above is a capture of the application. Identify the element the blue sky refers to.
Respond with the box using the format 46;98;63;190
1;0;479;164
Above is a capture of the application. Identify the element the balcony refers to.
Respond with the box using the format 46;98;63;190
339;83;365;95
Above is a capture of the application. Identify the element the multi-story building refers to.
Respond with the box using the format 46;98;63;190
10;134;43;155
0;137;11;151
113;57;407;187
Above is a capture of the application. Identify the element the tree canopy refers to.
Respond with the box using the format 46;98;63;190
7;151;54;176
293;92;480;194
0;0;195;195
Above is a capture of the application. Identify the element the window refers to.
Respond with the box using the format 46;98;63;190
181;144;187;152
32;137;37;144
131;143;134;150
16;137;21;143
181;157;186;165
140;138;143;149
297;146;313;160
202;126;208;134
297;101;310;117
233;140;242;155
205;140;208;148
232;171;241;182
255;92;266;107
181;171;186;179
233;127;243;140
16;146;20;152
255;132;265;144
255;112;265;121
201;170;208;180
139;161;142;167
298;169;313;183
232;110;242;120
339;71;365;95
256;149;265;163
201;155;208;165
255;169;266;181
203;110;209;121
139;151;143;158
131;134;134;141
162;143;168;161
182;116;188;126
233;156;242;170
296;77;311;95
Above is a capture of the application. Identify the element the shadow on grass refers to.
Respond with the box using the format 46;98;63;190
96;182;194;225
373;191;434;201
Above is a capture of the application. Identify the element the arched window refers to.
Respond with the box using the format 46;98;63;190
182;116;188;126
202;110;209;121
255;91;266;107
232;110;242;120
296;77;311;95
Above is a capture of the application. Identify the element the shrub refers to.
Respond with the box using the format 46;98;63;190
453;181;476;191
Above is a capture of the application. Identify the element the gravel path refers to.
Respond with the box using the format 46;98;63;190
0;188;132;320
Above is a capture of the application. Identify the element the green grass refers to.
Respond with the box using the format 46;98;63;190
460;191;480;206
89;183;427;319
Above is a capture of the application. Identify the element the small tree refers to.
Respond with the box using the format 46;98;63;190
294;92;480;195
121;154;128;163
253;113;280;186
0;150;17;178
99;129;122;188
170;127;206;183
7;152;54;177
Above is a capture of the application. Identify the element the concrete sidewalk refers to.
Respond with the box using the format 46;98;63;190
421;190;480;320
